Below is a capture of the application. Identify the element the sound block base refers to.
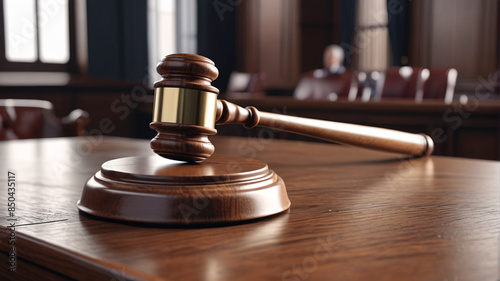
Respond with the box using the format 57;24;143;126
77;155;290;225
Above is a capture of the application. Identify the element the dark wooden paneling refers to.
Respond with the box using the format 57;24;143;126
410;0;498;79
300;0;333;25
76;93;138;138
299;0;341;73
455;128;500;159
300;28;332;72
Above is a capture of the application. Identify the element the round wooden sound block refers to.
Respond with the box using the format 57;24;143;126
77;155;290;224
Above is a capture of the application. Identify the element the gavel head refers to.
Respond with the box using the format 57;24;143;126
150;53;220;163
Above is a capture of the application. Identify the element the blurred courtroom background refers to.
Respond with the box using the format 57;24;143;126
0;0;499;159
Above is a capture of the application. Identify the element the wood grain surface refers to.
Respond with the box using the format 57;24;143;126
0;136;499;281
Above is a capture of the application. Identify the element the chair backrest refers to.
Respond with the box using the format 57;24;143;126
357;71;383;102
375;67;426;100
0;99;89;140
421;68;457;104
225;72;266;99
294;70;356;101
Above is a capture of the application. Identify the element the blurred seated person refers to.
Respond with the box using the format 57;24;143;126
317;44;346;77
294;45;354;101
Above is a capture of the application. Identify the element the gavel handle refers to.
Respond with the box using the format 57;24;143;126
216;100;434;157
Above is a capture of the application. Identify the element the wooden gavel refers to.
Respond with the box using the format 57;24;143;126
150;54;434;163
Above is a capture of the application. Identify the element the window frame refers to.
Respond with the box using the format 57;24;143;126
0;0;78;72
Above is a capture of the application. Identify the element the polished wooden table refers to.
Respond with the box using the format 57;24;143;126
1;136;499;280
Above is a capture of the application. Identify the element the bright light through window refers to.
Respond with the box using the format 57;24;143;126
3;0;69;64
147;0;197;86
4;0;37;62
157;0;176;57
39;0;69;63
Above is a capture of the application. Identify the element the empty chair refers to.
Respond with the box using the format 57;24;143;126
374;67;427;101
358;71;383;102
0;99;89;140
225;72;266;99
294;70;357;101
418;68;457;104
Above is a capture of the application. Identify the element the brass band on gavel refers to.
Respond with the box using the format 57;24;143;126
153;87;218;129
